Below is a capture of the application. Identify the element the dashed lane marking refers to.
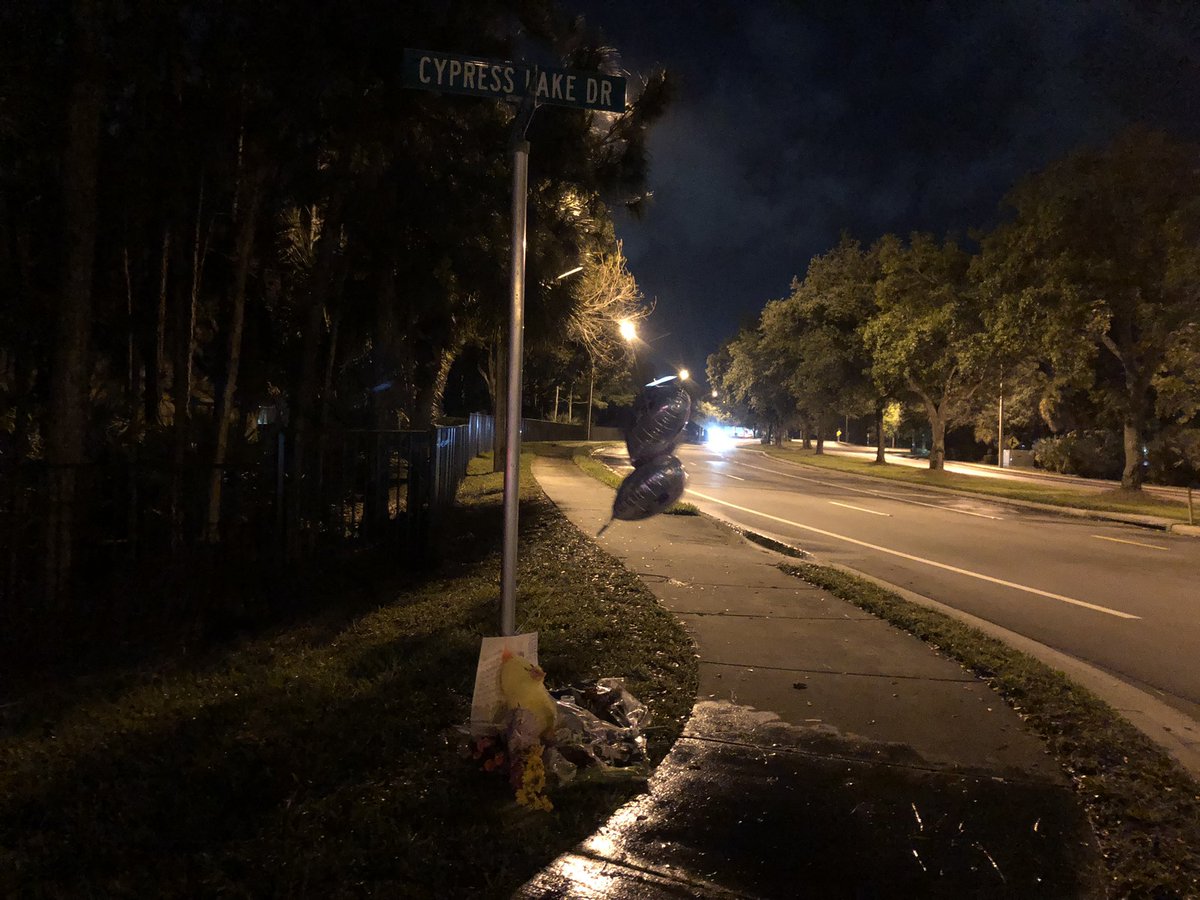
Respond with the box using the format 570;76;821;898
829;500;891;517
1092;535;1168;552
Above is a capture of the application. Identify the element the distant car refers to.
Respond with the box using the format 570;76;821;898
907;447;931;459
682;421;707;444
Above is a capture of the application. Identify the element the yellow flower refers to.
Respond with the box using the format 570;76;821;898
515;750;553;812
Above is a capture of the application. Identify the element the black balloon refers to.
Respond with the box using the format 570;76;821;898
611;454;686;522
625;380;691;464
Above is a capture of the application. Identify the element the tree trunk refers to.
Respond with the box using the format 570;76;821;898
815;420;825;455
1121;403;1146;489
372;264;398;429
874;399;886;464
149;226;170;425
1120;361;1148;489
315;304;342;508
204;175;262;542
122;246;137;427
492;335;507;473
363;264;398;531
930;409;947;471
169;176;206;549
413;342;460;429
288;196;343;551
44;0;103;604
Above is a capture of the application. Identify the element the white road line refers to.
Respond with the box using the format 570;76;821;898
1093;535;1169;552
685;488;1140;620
829;500;891;517
733;457;1004;520
716;469;746;481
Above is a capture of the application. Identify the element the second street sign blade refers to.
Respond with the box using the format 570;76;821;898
403;49;627;113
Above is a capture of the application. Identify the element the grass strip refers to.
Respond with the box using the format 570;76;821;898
780;561;1200;898
760;446;1192;522
0;451;699;899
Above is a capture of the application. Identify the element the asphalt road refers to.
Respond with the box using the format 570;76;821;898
666;442;1200;724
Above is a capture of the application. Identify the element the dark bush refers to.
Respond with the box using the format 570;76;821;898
1033;431;1123;479
1146;427;1200;486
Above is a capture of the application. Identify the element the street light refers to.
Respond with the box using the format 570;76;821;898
678;368;690;381
587;316;641;440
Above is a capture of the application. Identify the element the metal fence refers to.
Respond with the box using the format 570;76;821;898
520;418;623;442
0;413;497;624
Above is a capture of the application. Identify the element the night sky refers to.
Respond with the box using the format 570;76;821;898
566;0;1200;384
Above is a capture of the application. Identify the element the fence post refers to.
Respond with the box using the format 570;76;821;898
275;431;286;554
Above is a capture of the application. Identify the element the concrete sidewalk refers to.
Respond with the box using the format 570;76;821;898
518;455;1103;899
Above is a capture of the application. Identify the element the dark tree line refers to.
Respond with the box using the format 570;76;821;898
0;0;665;623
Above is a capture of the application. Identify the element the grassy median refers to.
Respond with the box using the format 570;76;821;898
759;445;1194;523
0;452;699;898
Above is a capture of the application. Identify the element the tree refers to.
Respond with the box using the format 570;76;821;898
866;233;990;471
43;0;105;600
708;324;799;444
763;237;884;458
975;129;1200;488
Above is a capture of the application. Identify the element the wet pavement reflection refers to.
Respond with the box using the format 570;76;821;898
519;701;1103;899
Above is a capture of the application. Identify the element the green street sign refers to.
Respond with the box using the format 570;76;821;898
403;48;627;113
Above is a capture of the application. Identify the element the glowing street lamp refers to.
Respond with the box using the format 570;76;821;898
588;317;641;440
678;368;690;381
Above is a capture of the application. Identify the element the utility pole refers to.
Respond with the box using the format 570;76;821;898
998;377;1005;468
586;362;595;440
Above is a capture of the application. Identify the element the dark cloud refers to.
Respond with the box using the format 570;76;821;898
566;0;1200;378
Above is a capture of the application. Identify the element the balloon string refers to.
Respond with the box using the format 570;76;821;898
597;518;612;537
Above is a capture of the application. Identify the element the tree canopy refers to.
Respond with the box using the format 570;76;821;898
710;128;1200;484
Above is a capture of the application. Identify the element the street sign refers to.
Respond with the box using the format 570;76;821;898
403;48;627;113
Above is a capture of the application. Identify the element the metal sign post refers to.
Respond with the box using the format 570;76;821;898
402;49;626;636
500;97;535;636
